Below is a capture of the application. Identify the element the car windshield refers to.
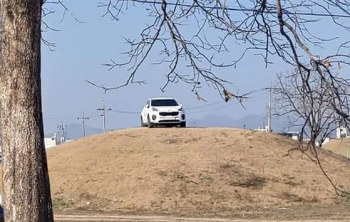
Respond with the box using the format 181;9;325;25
151;99;179;106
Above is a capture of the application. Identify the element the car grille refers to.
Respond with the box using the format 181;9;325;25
159;120;181;123
159;111;179;116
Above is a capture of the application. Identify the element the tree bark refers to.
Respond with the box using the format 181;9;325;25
0;1;54;221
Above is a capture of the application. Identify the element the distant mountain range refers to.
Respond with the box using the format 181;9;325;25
45;114;299;140
187;114;337;139
187;114;291;132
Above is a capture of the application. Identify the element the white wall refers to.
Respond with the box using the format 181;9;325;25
315;137;330;147
44;137;57;149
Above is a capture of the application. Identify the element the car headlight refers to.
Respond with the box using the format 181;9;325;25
152;107;158;112
178;107;183;111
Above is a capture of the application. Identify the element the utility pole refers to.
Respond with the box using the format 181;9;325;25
77;111;89;137
267;84;272;133
98;101;111;133
263;83;274;133
57;121;67;144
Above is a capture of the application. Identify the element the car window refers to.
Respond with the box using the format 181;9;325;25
151;99;178;106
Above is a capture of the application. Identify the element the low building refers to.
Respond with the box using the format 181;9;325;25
275;131;300;140
45;134;57;149
336;125;349;139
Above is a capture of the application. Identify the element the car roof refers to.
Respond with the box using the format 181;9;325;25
149;97;176;100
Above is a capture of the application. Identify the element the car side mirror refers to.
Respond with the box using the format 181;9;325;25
146;104;149;108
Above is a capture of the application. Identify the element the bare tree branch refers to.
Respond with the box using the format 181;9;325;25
86;0;350;106
41;0;84;51
274;67;350;196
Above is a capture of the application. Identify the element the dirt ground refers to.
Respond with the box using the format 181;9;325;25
53;203;350;221
1;127;350;220
53;212;350;222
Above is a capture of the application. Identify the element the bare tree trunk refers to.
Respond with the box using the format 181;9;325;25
0;1;54;221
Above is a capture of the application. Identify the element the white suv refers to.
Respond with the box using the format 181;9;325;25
141;97;186;128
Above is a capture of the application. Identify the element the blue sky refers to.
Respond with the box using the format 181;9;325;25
41;1;350;135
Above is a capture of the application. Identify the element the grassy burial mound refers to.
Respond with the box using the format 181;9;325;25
1;127;350;218
323;138;350;159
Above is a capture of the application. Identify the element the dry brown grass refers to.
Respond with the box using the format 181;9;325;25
323;138;350;158
1;127;350;218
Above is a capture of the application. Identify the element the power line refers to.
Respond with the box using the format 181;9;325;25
125;0;350;18
187;103;236;114
104;90;268;115
44;113;100;120
44;116;77;120
85;110;100;119
110;109;139;114
186;101;225;110
109;100;238;115
186;92;270;114
42;88;269;120
109;101;225;114
252;92;269;98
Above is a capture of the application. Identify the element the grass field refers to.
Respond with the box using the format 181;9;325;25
1;127;350;220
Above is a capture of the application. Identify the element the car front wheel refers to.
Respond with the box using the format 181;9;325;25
140;117;145;127
147;115;154;128
180;122;186;128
